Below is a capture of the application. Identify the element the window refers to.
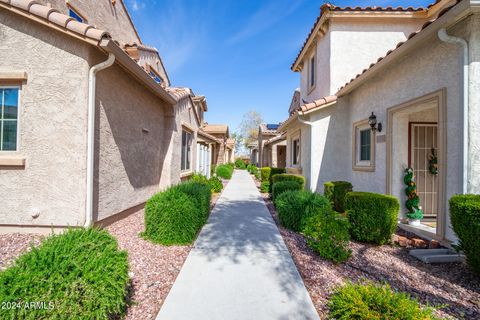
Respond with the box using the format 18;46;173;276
292;138;300;165
181;130;192;171
353;120;375;171
69;8;85;23
0;87;19;151
308;54;316;90
149;70;162;84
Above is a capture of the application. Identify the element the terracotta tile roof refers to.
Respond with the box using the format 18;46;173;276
166;87;192;102
337;0;460;93
260;123;281;135
202;124;229;134
197;129;221;143
0;0;111;42
291;3;429;70
265;134;286;146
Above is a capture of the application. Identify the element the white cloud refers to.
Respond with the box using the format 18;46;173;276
129;0;145;12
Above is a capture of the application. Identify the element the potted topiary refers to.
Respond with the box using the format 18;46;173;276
404;168;423;226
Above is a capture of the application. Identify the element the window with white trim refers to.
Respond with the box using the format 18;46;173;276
353;120;375;171
0;87;19;151
308;54;316;90
181;130;192;171
292;138;300;165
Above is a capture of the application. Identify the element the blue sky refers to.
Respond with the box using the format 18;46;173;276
125;0;431;133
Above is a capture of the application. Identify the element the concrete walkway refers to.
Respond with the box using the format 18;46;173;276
156;170;319;320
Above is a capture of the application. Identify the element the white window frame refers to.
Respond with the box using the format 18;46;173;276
291;134;301;167
0;86;21;153
352;119;375;171
181;128;193;172
307;51;316;93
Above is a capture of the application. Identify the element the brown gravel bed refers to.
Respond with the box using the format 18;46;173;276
0;233;43;270
263;195;480;320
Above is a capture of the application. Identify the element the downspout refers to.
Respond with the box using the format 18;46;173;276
85;53;116;228
297;113;314;190
438;29;469;194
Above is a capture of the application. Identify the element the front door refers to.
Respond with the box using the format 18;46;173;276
409;123;438;220
277;146;286;168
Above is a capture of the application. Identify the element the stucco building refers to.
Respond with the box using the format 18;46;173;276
278;0;480;243
0;0;224;232
202;124;235;166
257;123;286;168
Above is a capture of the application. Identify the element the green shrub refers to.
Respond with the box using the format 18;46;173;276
268;168;287;192
190;172;209;185
216;164;233;179
0;228;129;319
272;174;305;190
144;182;211;245
450;194;480;274
324;181;353;212
209;176;223;193
328;281;440;320
261;167;271;182
272;181;303;201
254;170;261;180
235;159;247;169
260;181;270;193
304;212;351;263
275;191;331;232
345;192;399;245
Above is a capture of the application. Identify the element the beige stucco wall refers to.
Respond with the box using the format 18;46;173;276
93;51;174;222
39;0;140;44
0;10;90;227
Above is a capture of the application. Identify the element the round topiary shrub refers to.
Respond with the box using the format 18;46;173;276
345;192;399;245
272;180;303;201
328;281;440;319
272;174;305;190
175;181;212;223
235;159;247;169
216;165;233;179
0;228;129;320
324;181;353;213
209;176;223;193
260;167;271;182
450;194;480;274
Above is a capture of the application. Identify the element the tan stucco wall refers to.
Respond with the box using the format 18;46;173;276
0;10;90;226
39;0;140;44
93;51;174;222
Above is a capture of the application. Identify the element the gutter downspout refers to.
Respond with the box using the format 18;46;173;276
438;29;469;194
85;53;116;228
297;113;314;190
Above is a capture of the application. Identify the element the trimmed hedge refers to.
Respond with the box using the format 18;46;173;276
304;212;351;263
209;176;223;193
272;181;303;201
328;281;440;320
324;181;353;213
260;181;270;193
0;228;129;319
261;167;271;182
216;164;233;179
235;159;247;169
272;174;305;190
275;190;331;232
450;194;480;274
345;192;399;245
144;182;211;245
190;172;209;185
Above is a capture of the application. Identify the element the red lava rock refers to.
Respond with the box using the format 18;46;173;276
397;235;409;247
412;238;428;248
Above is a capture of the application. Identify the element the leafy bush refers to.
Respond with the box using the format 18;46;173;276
261;167;271;182
216;164;233;179
272;174;305;190
268;168;287;192
328;281;440;320
190;172;209;185
0;228;129;319
144;182;211;245
275;191;331;232
260;181;270;193
450;194;480;274
272;181;303;201
209;176;223;193
345;192;399;245
235;159;247;169
324;181;353;212
254;170;261;180
304;212;351;263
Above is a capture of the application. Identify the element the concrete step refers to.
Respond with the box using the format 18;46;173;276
409;248;465;263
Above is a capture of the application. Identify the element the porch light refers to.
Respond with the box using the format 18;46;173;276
368;112;382;132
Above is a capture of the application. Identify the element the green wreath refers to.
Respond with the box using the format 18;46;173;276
404;168;424;220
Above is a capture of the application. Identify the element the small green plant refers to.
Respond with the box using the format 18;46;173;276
235;159;247;169
345;192;399;245
272;181;303;201
275;191;331;232
450;194;480;274
304;212;351;263
209;176;223;193
268;168;287;192
328;281;440;320
272;174;305;190
216;164;233;179
261;167;271;182
0;228;129;320
190;172;209;185
260;181;270;193
324;181;353;212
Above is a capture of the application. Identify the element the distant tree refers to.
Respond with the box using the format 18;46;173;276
230;132;243;153
238;111;263;148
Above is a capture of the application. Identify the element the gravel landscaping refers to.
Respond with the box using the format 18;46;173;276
0;233;42;271
263;195;480;320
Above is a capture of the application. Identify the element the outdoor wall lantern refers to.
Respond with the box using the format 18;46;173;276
368;112;382;132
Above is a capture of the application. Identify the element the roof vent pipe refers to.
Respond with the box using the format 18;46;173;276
85;53;116;228
438;29;469;194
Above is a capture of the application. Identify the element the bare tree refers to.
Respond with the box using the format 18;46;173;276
237;111;263;148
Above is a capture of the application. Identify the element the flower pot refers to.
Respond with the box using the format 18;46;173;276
408;219;422;227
